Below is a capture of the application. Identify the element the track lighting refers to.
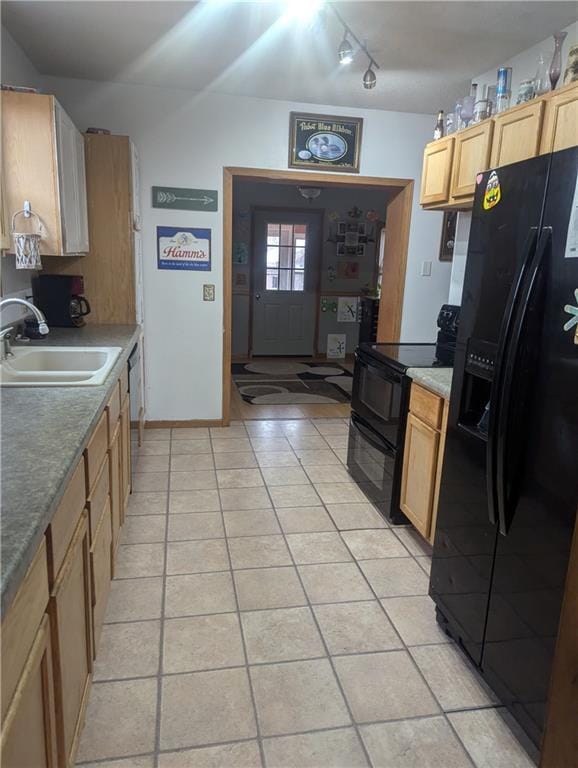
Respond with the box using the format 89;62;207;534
330;6;380;90
363;65;377;90
338;35;354;65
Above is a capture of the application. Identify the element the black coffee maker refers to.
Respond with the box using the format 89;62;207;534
32;275;91;327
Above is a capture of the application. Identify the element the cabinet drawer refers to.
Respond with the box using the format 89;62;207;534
409;383;443;430
106;382;121;445
86;454;110;540
84;410;108;492
1;539;49;721
47;457;86;584
90;500;113;656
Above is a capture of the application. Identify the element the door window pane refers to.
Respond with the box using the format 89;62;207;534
293;271;305;291
264;222;308;291
266;247;279;268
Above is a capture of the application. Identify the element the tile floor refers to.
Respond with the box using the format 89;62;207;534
76;419;538;768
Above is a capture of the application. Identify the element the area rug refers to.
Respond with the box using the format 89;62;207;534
232;361;353;404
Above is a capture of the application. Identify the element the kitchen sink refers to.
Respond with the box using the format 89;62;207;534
0;346;122;386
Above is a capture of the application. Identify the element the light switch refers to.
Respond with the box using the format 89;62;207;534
420;260;432;277
203;284;215;301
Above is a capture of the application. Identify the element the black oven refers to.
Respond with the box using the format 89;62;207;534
348;414;399;510
350;348;409;446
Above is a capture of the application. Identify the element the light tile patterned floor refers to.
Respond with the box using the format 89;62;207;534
76;419;538;768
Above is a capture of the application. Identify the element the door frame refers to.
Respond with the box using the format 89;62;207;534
223;166;414;424
249;205;325;358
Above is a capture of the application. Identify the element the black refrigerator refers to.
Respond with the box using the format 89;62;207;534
430;146;578;747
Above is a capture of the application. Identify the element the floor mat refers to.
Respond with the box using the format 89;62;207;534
232;361;353;404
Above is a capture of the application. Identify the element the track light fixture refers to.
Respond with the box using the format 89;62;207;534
338;34;354;65
363;65;377;90
330;5;380;90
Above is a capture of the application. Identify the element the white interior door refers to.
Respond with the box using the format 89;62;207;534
252;210;321;356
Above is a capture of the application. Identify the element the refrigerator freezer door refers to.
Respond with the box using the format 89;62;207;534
430;153;551;666
481;147;578;745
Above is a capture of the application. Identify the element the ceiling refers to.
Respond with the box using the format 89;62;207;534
3;1;576;114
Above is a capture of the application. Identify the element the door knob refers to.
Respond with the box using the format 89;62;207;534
255;293;261;300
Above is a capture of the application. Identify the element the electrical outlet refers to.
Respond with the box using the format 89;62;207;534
420;260;432;277
203;284;215;301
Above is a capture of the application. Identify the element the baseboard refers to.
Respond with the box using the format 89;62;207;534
145;419;224;428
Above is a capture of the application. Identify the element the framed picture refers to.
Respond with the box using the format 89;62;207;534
157;226;211;271
336;242;346;257
356;244;365;256
289;112;363;173
439;211;457;262
337;222;347;236
344;231;359;247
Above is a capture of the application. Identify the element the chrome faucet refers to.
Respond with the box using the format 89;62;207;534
0;298;49;361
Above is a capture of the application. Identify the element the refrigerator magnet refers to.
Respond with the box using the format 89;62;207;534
483;171;501;210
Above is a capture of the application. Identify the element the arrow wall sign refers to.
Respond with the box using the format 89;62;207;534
152;186;218;212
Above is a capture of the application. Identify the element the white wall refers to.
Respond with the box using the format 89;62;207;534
39;74;449;420
473;21;577;100
0;27;45;325
448;212;471;306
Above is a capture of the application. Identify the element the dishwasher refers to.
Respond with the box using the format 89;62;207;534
128;340;144;444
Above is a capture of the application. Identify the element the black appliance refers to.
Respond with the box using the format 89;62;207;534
348;342;451;523
436;303;460;365
429;147;578;747
358;297;380;344
32;274;91;327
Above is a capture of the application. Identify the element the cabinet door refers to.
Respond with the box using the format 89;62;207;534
75;129;89;253
540;82;578;154
400;413;440;539
109;421;122;566
490;100;544;168
90;500;113;657
1;615;58;768
120;394;132;520
49;512;92;768
450;121;493;200
420;137;454;206
55;103;88;255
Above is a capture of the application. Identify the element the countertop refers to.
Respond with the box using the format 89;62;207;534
407;367;453;399
1;324;140;615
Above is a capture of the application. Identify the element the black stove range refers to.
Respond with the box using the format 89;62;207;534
347;306;459;524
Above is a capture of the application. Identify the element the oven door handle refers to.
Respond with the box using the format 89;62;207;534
355;351;403;385
351;414;390;453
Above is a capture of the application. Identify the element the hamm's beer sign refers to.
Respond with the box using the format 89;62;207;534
157;226;211;271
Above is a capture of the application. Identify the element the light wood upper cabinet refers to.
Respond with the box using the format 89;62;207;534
491;99;544;168
450;120;494;201
0;615;58;768
1;92;89;256
540;81;578;154
420;137;454;205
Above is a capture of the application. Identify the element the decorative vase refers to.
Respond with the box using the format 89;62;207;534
549;30;568;90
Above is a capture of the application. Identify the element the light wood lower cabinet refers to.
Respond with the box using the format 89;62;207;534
0;615;58;768
90;500;113;656
49;512;92;767
120;394;131;519
400;383;449;543
1;369;131;768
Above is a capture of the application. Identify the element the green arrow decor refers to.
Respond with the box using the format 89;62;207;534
152;186;218;212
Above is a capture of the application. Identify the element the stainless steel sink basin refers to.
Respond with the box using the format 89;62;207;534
0;346;122;386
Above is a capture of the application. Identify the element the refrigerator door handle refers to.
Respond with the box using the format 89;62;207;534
486;227;539;526
495;227;552;535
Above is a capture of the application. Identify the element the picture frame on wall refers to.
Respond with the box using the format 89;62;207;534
439;211;457;262
288;112;363;173
336;242;346;257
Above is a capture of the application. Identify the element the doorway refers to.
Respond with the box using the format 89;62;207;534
252;208;322;356
223;167;414;424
